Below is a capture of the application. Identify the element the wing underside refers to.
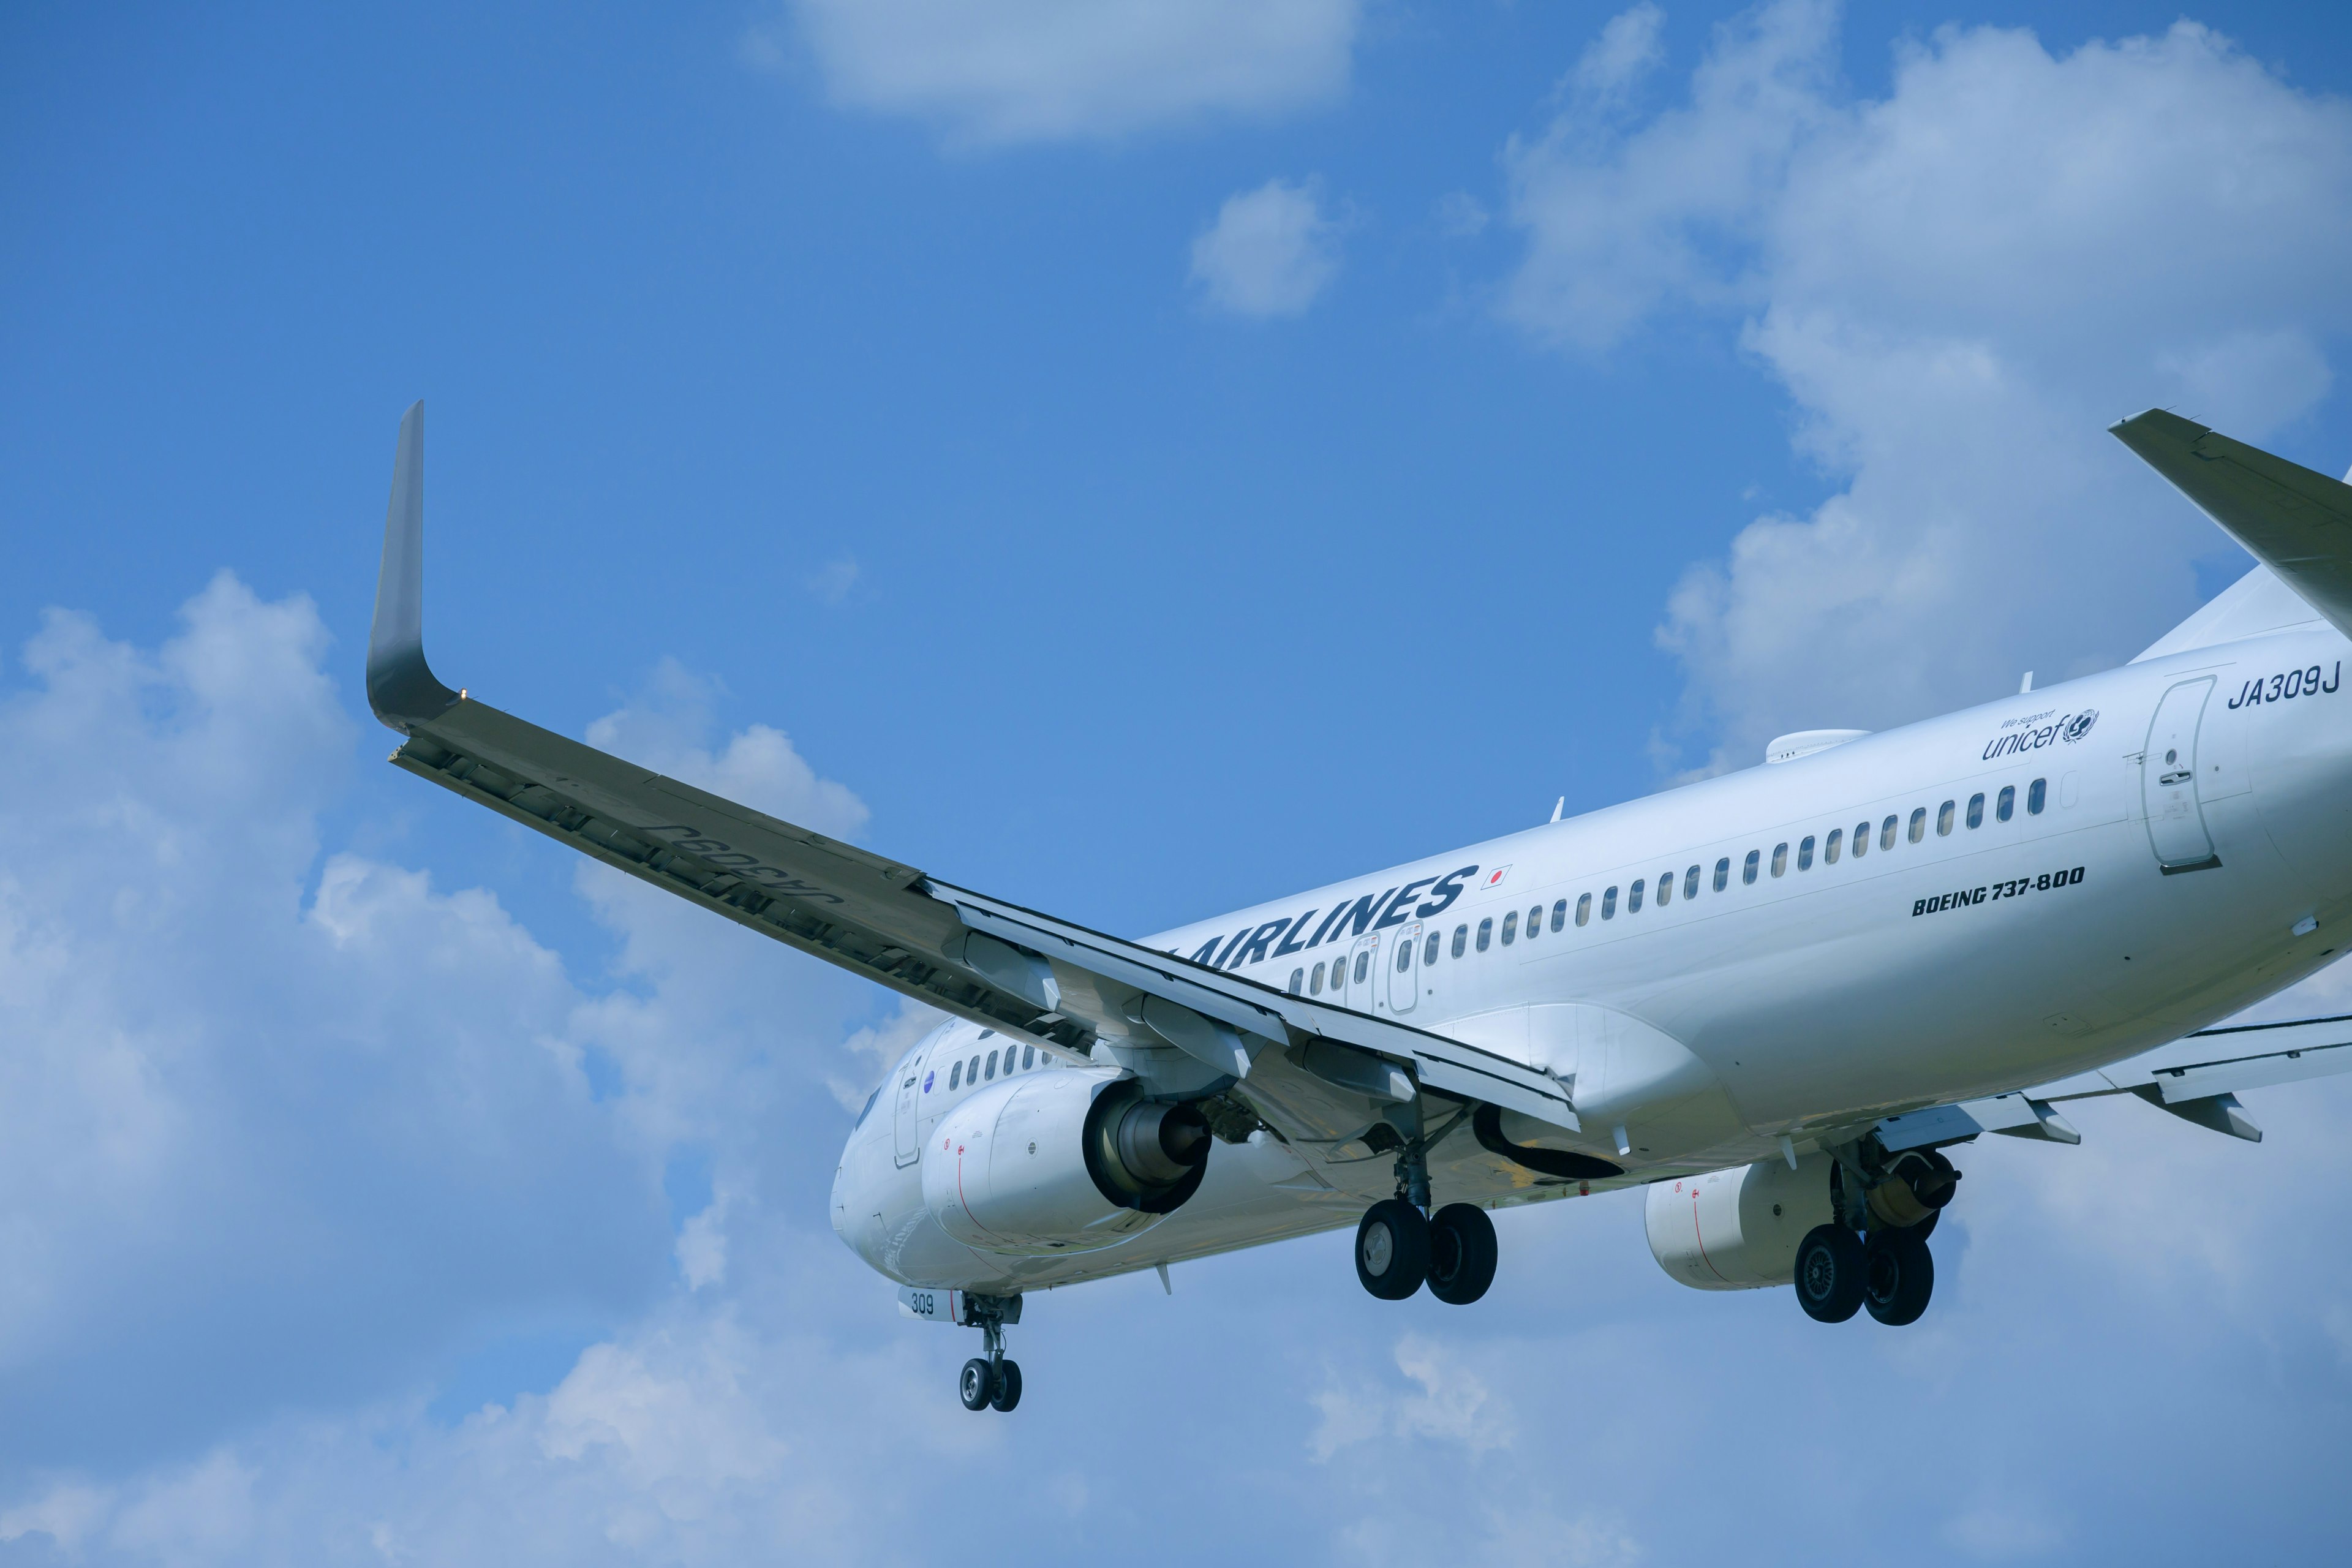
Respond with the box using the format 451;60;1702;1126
365;405;1583;1197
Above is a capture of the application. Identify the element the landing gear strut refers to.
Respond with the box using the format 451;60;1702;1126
1353;1108;1497;1304
952;1294;1023;1412
1796;1144;1955;1328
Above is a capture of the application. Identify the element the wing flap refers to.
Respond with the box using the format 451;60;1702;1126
1866;1014;2352;1152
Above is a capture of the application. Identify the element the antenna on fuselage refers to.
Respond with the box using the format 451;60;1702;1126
1550;796;1564;824
2019;671;2034;694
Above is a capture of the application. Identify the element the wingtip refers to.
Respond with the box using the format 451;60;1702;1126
366;400;460;733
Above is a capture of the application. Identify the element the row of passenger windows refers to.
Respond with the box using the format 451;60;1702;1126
1283;776;2049;995
941;1031;1050;1092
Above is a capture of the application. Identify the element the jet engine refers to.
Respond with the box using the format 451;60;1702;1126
1645;1154;1834;1290
922;1073;1211;1256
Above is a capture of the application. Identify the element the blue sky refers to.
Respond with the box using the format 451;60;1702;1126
4;2;2352;1562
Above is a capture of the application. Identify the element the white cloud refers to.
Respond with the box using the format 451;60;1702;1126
1310;1334;1513;1461
763;0;1362;148
805;555;860;605
1499;2;2352;769
12;568;2352;1558
1567;1;1667;108
1190;178;1343;318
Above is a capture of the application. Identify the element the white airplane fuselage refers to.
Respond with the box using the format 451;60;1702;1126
833;621;2352;1294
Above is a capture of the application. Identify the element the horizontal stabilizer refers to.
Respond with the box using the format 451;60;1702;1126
2111;409;2352;640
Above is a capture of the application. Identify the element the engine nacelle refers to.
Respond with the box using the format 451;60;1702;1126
1645;1154;1834;1291
922;1072;1210;1256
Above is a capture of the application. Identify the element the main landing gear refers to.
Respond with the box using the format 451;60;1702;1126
1354;1128;1499;1305
1796;1147;1955;1328
954;1294;1022;1413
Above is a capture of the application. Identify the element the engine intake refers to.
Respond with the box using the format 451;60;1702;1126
1089;1087;1210;1207
923;1074;1210;1256
1646;1154;1834;1290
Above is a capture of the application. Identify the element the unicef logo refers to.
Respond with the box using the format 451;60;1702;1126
2062;710;2098;743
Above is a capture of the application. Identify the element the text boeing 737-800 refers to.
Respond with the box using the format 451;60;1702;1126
366;404;2352;1412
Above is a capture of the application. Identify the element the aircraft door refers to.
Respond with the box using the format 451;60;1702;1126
891;1053;924;1168
1345;932;1382;1012
1387;921;1422;1015
2143;676;2219;871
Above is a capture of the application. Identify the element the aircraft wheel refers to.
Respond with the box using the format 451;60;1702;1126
1356;1198;1431;1300
1793;1224;1865;1323
1863;1229;1934;1327
959;1357;998;1411
989;1359;1023;1412
1426;1203;1498;1305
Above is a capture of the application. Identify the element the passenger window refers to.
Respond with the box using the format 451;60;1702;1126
1997;785;2015;821
1424;932;1440;965
1477;918;1493;951
949;1060;962;1089
1525;905;1542;939
1852;821;1869;858
1395;944;1411;973
1310;961;1325;995
1715;857;1731;892
1882;815;1898;851
1771;843;1789;878
985;1050;998;1080
1655;873;1671;907
1552;899;1567;932
968;1055;980;1082
1575;894;1591;926
1602;886;1618;919
1023;1046;1035;1069
1685;865;1700;899
1353;951;1370;983
1937;800;1955;835
1629;880;1645;913
2029;777;2046;815
1453;924;1468;957
1502;911;1518;944
1908;808;1926;844
1743;851;1759;885
1825;827;1842;864
1287;968;1304;995
1967;793;1985;829
1798;836;1815;871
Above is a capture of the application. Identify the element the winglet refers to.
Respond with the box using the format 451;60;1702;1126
366;401;461;733
2111;408;2352;641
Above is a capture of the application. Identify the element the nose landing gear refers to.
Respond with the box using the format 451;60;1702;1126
940;1292;1022;1412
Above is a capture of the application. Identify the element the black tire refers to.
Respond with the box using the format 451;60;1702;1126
1863;1229;1934;1327
1426;1203;1498;1305
1355;1198;1431;1300
959;1357;997;1411
989;1359;1023;1412
1793;1224;1865;1323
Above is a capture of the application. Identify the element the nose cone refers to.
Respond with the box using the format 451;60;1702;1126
830;1132;900;1275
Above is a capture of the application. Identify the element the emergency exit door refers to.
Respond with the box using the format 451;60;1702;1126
891;1057;924;1167
1387;921;1422;1014
2143;676;2219;872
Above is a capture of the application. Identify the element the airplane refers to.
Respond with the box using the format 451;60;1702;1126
366;402;2352;1412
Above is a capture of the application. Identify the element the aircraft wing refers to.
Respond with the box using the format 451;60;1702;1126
2111;409;2352;639
363;404;1576;1136
1872;1013;2352;1152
